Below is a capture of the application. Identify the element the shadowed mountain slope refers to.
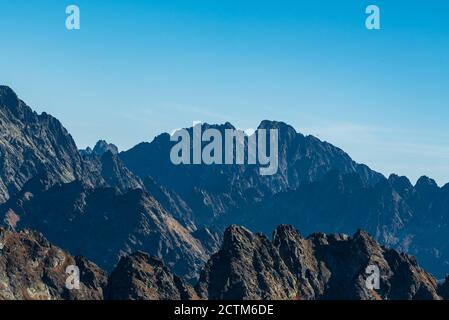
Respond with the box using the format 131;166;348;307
0;174;209;282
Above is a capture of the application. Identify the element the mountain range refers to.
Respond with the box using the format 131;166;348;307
0;85;449;299
2;225;448;300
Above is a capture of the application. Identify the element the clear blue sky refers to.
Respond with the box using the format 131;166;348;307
1;0;449;184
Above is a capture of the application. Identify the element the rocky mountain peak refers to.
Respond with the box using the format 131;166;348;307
80;140;119;157
258;120;298;142
415;175;439;191
93;140;119;156
222;225;258;251
272;224;304;243
0;86;19;109
353;229;378;246
258;120;296;133
201;121;236;131
106;251;198;300
388;174;413;192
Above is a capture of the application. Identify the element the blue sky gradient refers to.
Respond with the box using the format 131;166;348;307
1;0;449;184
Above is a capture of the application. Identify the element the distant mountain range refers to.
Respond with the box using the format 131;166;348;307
1;85;449;299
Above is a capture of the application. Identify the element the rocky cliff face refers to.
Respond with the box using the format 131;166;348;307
0;227;107;300
196;225;441;300
106;251;198;300
0;86;93;203
84;150;144;194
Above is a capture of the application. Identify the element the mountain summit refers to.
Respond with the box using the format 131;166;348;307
0;86;93;202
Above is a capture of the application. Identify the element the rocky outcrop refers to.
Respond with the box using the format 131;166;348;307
0;227;107;300
106;251;198;300
196;225;441;300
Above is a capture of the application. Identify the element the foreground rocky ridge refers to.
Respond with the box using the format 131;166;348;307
0;227;195;300
1;225;448;300
196;225;444;300
0;227;107;300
